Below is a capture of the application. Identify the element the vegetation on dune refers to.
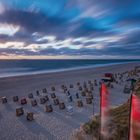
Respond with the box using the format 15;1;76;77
73;79;140;140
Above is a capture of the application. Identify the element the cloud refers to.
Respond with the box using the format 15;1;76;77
0;0;140;58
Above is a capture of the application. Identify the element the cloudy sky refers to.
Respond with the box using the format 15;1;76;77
0;0;140;59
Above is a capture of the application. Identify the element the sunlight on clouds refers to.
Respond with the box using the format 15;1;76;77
0;23;20;36
0;42;24;49
35;35;56;42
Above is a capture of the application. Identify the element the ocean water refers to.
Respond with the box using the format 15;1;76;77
0;59;139;78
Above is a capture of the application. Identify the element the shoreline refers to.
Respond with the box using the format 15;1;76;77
0;61;140;80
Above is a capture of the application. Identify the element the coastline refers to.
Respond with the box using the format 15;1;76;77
0;61;140;79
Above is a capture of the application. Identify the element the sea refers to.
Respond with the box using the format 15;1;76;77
0;59;139;78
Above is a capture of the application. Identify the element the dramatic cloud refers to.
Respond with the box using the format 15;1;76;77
0;0;140;58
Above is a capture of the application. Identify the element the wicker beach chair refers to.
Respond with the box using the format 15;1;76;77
53;98;59;105
13;96;19;102
59;102;65;110
86;97;92;104
26;112;34;121
36;90;40;96
51;93;56;98
16;107;24;116
51;86;55;91
42;88;47;93
77;100;83;107
40;97;46;104
79;86;83;91
70;84;74;88
81;91;86;96
20;98;27;105
31;99;37;107
45;104;53;112
28;93;33;98
77;82;80;86
1;97;7;104
44;95;49;101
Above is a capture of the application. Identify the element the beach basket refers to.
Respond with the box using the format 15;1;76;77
28;93;33;98
26;112;34;121
86;97;92;104
61;85;65;89
40;97;46;104
13;96;19;102
51;93;56;98
36;90;40;96
77;82;80;86
31;99;37;107
53;98;59;105
89;94;93;99
51;87;55;91
45;105;53;112
44;95;49;101
76;93;79;99
79;86;82;91
1;97;7;104
77;100;83;107
68;95;73;102
70;84;74;88
59;102;65;110
16;107;24;116
20;98;27;105
81;91;86;96
94;80;98;86
90;86;94;91
42;88;47;93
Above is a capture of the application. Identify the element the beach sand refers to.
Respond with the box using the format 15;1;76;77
0;62;140;140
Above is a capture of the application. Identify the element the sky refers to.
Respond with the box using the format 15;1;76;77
0;0;140;59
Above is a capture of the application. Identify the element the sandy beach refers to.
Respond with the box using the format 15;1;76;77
0;62;140;140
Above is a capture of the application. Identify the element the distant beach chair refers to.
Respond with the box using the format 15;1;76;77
94;80;98;86
44;95;49;101
81;91;86;97
77;82;80;86
20;98;27;105
79;86;82;91
1;97;7;104
45;104;53;112
86;97;92;104
40;97;46;104
59;102;65;110
16;107;24;116
28;93;33;99
51;87;55;91
76;93;79;99
13;96;19;102
53;98;59;105
51;93;56;98
68;95;73;102
31;99;37;107
42;88;47;93
36;90;40;96
88;94;93;99
26;112;34;121
77;100;83;107
70;84;74;88
90;86;94;91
